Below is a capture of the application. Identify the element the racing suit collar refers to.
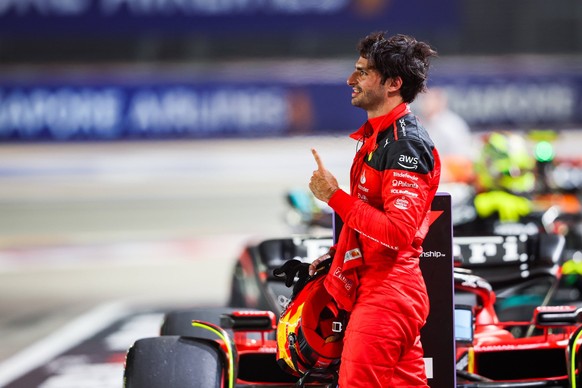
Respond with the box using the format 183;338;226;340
349;102;411;142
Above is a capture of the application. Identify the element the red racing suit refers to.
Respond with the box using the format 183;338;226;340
324;102;441;387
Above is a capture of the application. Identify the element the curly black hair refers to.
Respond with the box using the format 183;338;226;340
357;32;437;103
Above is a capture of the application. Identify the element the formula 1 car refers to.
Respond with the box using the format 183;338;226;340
123;233;582;387
123;236;336;388
454;268;582;388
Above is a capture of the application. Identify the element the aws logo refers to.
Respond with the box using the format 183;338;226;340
397;154;419;170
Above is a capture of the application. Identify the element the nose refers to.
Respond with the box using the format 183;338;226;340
347;73;356;86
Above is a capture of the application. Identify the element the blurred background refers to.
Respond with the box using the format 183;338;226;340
1;0;582;386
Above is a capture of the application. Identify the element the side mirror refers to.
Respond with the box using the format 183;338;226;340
455;305;474;345
533;305;582;327
220;310;277;332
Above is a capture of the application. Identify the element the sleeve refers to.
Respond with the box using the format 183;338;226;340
329;139;436;251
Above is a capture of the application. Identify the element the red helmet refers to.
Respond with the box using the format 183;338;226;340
276;273;346;379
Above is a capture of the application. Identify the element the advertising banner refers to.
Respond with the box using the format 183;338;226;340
429;73;582;130
1;63;582;141
0;0;460;37
0;81;364;141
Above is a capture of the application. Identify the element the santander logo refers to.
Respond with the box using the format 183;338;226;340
394;197;410;210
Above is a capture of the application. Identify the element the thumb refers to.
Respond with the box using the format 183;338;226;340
311;148;325;171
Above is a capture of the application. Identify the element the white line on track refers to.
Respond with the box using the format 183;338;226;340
0;302;129;387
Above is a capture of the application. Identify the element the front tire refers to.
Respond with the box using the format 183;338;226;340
124;336;226;388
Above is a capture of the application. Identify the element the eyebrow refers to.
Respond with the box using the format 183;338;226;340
355;64;376;74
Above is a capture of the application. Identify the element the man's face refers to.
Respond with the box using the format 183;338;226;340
347;56;388;114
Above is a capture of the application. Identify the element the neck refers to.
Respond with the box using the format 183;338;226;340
367;97;405;119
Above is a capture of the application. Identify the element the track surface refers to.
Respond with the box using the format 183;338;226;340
0;135;354;386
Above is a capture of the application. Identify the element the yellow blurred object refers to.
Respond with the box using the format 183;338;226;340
562;259;582;275
474;131;536;195
474;190;532;223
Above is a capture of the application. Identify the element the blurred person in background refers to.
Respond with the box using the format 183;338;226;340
417;87;476;183
308;31;440;387
453;130;537;236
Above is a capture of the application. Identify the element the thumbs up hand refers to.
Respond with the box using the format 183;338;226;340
309;148;339;203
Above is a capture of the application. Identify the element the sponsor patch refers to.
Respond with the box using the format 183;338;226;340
392;179;419;188
333;267;353;291
391;188;419;198
357;192;369;202
393;171;418;181
397;154;419;170
399;118;408;137
394;197;410;210
344;248;362;262
357;184;369;193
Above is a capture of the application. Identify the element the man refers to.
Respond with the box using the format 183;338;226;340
416;87;475;183
308;32;441;387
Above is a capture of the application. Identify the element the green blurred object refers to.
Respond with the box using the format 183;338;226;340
534;141;555;163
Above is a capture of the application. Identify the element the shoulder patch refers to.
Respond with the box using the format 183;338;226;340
387;139;434;174
365;114;435;173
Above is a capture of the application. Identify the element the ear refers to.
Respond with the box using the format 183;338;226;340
386;76;403;92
